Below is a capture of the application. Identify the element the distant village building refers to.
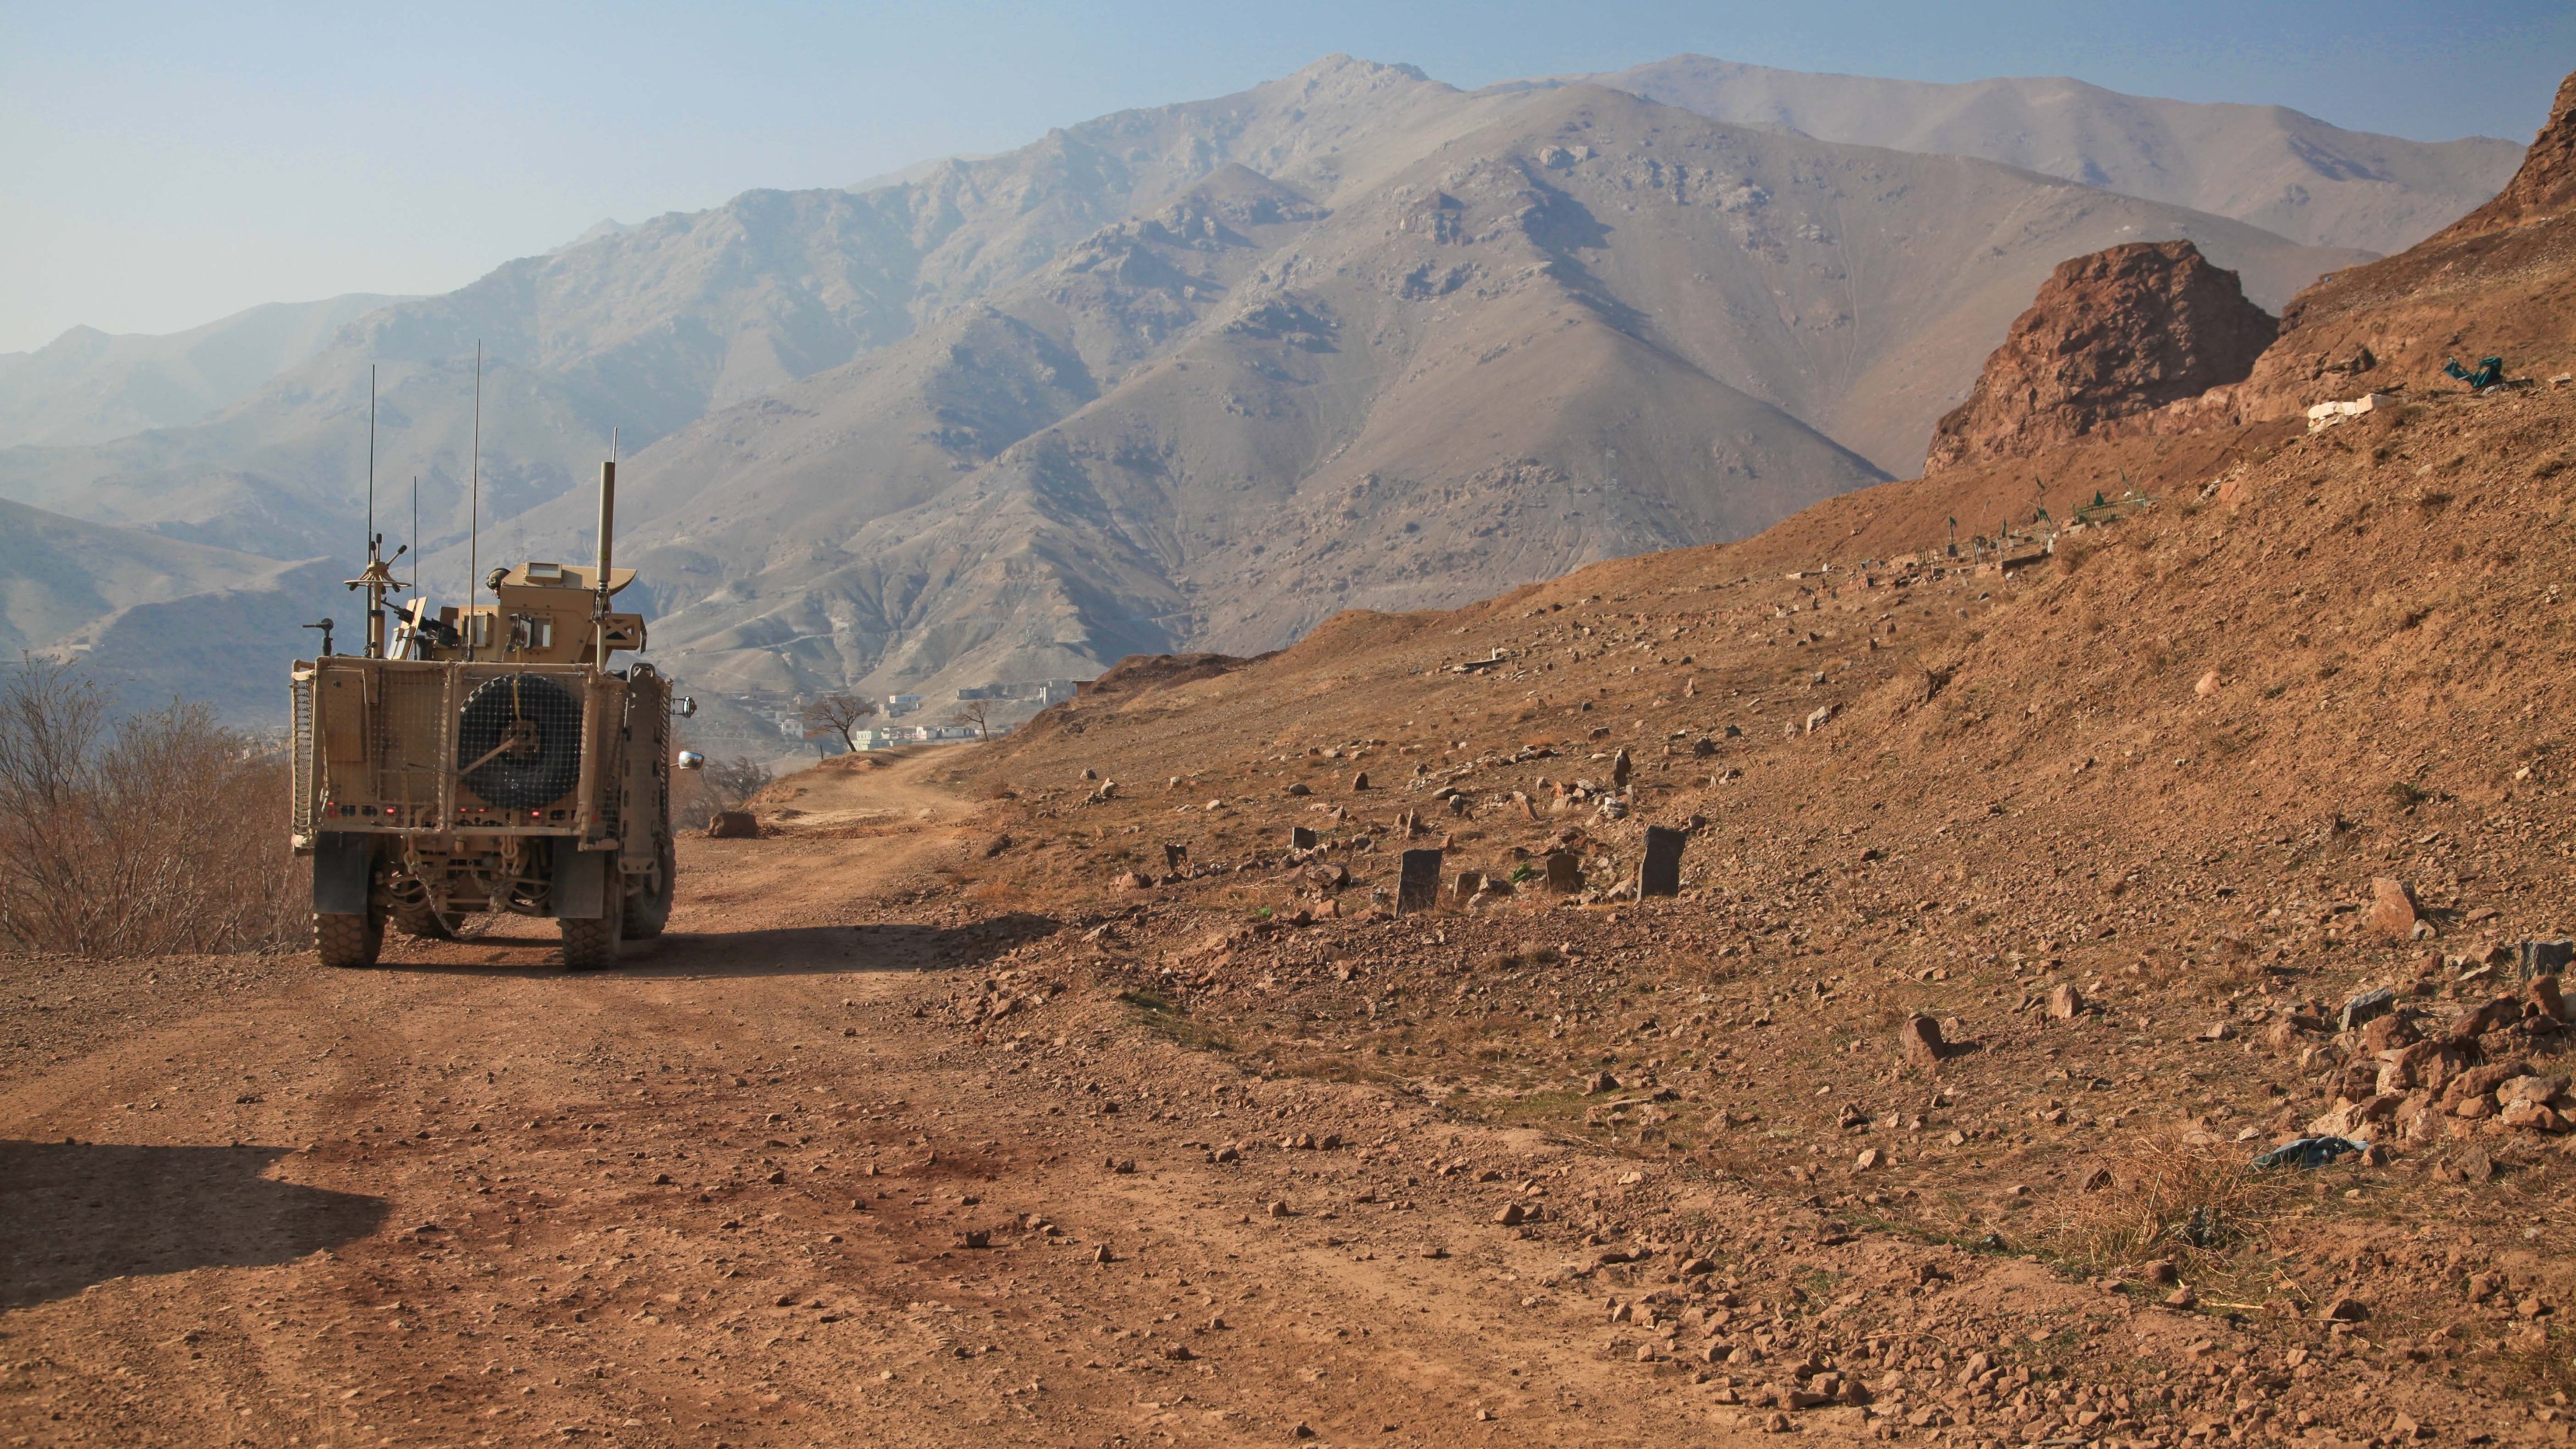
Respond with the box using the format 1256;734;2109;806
955;678;1079;705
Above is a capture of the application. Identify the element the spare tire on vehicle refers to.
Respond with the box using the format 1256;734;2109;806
457;673;584;809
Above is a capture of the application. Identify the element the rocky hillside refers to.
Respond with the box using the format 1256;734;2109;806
0;54;2530;719
1922;240;2278;474
485;84;2360;702
2222;67;2576;419
897;166;2576;1431
1580;55;2523;256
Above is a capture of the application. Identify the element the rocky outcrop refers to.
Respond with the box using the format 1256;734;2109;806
2215;66;2576;419
2427;69;2576;245
1922;241;2278;475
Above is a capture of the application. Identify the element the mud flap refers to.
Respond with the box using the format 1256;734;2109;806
313;832;375;916
551;839;610;919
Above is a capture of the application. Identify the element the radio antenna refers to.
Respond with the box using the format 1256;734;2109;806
366;364;377;553
411;475;420;593
467;342;482;662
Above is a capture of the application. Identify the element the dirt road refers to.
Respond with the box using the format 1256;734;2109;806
0;755;1776;1448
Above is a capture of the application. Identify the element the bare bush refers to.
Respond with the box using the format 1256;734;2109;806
673;753;776;828
0;659;309;956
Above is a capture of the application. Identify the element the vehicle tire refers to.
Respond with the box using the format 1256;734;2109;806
456;673;584;810
315;910;383;969
390;900;453;940
623;834;675;940
560;885;623;972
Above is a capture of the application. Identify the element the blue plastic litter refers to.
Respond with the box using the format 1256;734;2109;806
2444;356;2506;390
2252;1136;2366;1170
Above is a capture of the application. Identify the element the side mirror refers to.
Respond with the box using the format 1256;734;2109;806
676;750;706;772
674;696;698;719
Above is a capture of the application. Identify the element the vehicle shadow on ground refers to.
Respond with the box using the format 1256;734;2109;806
0;1141;388;1309
379;915;1064;979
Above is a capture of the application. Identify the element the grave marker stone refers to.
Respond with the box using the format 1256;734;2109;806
1544;851;1581;893
1640;825;1687;897
1398;849;1444;914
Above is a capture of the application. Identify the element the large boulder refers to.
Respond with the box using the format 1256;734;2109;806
1922;240;2278;475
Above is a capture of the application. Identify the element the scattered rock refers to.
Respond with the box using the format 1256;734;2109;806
2048;983;2085;1020
1899;1015;1946;1069
2340;987;2396;1033
2369;879;2419;942
707;810;758;839
2533;974;2568;1023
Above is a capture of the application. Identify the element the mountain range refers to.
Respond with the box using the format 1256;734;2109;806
0;54;2524;733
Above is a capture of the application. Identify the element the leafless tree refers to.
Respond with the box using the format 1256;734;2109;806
950;699;993;742
798;692;877;753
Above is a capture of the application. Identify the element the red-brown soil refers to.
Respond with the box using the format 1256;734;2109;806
13;378;2574;1448
14;75;2576;1448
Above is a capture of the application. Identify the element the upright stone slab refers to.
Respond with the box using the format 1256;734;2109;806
1451;870;1484;904
2524;939;2575;982
1639;825;1687;897
1290;825;1318;852
1397;849;1444;915
1544;851;1581;893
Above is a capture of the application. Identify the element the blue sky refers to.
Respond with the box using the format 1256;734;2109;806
2;0;2569;353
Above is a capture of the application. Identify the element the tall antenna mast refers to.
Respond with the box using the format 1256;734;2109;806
593;427;619;664
468;342;482;662
411;475;419;593
348;364;404;658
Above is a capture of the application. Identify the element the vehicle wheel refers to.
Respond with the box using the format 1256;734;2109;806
623;835;675;940
315;910;383;969
561;886;623;972
390;900;453;940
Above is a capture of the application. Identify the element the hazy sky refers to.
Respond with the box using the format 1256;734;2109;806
4;0;2569;354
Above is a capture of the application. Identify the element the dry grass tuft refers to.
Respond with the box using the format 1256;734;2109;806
2045;1138;2300;1277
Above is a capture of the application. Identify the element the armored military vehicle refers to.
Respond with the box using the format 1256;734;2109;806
289;459;682;970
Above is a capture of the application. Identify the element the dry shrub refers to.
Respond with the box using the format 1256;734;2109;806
672;747;775;828
0;658;309;956
2045;1139;2299;1277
